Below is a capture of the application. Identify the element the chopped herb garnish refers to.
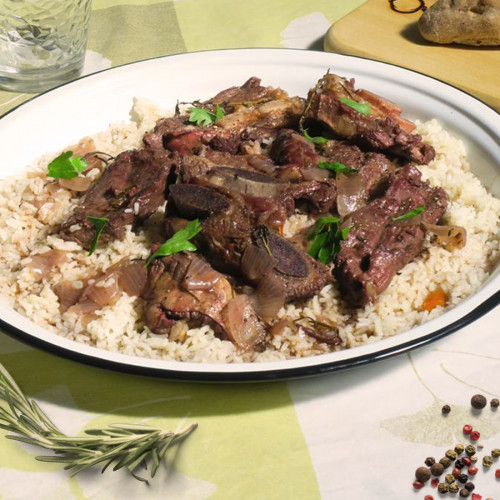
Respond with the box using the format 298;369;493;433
47;151;88;180
87;216;109;255
188;104;224;127
392;205;425;222
145;219;202;267
317;161;358;174
339;98;371;116
303;129;328;145
307;216;350;264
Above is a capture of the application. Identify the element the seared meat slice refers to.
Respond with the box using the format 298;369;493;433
285;180;337;215
303;73;435;165
59;149;174;250
168;184;230;219
270;129;319;169
209;77;277;105
334;164;447;306
143;253;266;350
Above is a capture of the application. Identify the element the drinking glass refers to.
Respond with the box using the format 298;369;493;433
0;0;92;93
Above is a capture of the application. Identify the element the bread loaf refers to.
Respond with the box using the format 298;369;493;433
418;0;500;46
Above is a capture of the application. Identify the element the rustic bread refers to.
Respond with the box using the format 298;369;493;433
418;0;500;46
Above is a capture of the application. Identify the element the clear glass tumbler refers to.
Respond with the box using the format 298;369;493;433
0;0;92;93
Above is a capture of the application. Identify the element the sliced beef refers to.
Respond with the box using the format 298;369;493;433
208;77;277;105
303;73;435;165
59;149;174;250
168;184;230;219
334;164;447;306
143;253;266;350
270;129;319;169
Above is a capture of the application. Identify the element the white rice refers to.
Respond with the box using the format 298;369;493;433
0;100;499;363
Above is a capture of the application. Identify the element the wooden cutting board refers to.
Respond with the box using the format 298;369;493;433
324;0;500;111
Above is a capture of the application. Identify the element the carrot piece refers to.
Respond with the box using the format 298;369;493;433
420;287;447;311
279;224;285;236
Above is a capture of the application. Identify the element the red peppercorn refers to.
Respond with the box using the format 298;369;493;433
431;478;439;488
452;467;461;477
463;424;473;435
462;457;472;466
468;466;478;475
470;430;480;441
471;494;482;500
495;468;500;478
413;480;424;489
425;496;435;500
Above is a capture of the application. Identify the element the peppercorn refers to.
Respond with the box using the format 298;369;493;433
490;398;499;409
495;468;500;478
431;462;445;476
468;466;478;475
458;473;469;483
465;445;476;456
449;483;460;494
459;488;470;497
455;444;465;455
455;459;464;469
491;448;500;458
463;424;473;435
452;467;461;477
471;394;487;409
464;482;475;492
438;482;450;493
462;457;472;466
471;494;482;500
413;480;424;489
431;478;440;487
470;455;478;464
470;430;480;441
442;404;451;414
440;457;452;468
416;466;431;482
446;449;458;460
482;455;493;467
425;456;436;466
445;473;455;484
425;496;435;500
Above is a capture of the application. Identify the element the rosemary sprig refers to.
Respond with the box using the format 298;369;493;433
0;363;197;483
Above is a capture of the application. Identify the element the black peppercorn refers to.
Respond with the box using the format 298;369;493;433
415;466;431;482
464;482;475;492
425;456;436;466
490;398;499;408
455;459;464;469
442;404;451;414
458;473;468;483
459;488;470;497
471;394;487;409
431;462;445;476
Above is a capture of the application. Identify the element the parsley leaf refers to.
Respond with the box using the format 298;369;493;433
307;216;350;264
87;216;109;256
392;205;425;222
303;130;328;145
145;219;202;267
339;98;371;116
47;151;88;180
317;161;358;174
188;104;224;127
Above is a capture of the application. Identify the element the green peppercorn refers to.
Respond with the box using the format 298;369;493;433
471;394;487;409
446;449;458;460
425;456;436;466
490;398;499;408
445;473;456;484
440;457;452;468
455;444;465;455
449;483;460;493
465;445;476;456
491;448;500;458
431;462;445;476
438;482;450;493
415;466;431;482
482;455;493;467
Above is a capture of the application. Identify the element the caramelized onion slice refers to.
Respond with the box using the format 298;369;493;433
423;223;467;251
82;273;122;308
221;294;267;351
58;176;93;192
250;273;286;321
25;249;67;279
241;244;276;281
336;172;366;217
119;261;148;296
182;257;221;291
53;280;84;312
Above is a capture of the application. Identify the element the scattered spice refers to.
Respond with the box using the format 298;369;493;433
440;457;452;468
491;448;500;458
455;459;464;469
465;481;475;491
413;480;424;489
441;404;451;414
463;425;473;435
438;482;450;493
421;287;447;311
490;398;499;409
459;488;470;497
470;455;478;464
425;457;436;467
431;463;445;476
468;466;478;476
416;466;431;482
455;444;465;455
482;456;493;467
465;445;476;456
462;457;472;466
458;473;469;483
470;430;481;441
471;394;487;410
445;473;456;484
431;478;440;487
424;495;435;500
453;467;461;477
446;449;458;460
449;483;460;493
495;469;500;478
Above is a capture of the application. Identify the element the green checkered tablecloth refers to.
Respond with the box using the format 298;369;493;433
0;2;499;499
